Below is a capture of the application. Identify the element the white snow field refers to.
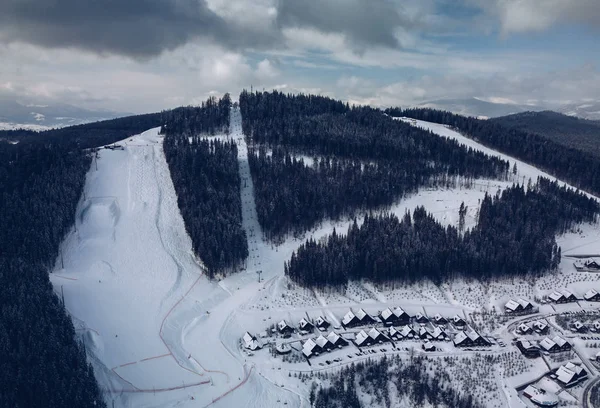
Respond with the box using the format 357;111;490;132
52;109;600;408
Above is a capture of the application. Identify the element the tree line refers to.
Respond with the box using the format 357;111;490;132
286;179;599;288
161;94;232;137
0;114;165;407
392;107;600;196
162;96;248;277
240;90;510;241
312;356;481;408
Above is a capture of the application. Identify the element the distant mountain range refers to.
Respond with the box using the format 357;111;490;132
0;94;128;130
416;97;600;121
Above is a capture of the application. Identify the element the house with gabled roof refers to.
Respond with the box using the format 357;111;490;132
315;316;330;331
315;335;333;352
422;341;436;352
433;314;448;325
584;289;600;302
516;339;540;358
356;308;377;325
572;320;588;333
326;331;348;348
552;335;571;352
277;319;294;335
561;290;577;302
533;320;549;334
414;313;429;324
548;291;566;303
399;325;417;339
428;326;447;341
523;385;559;407
517;323;532;335
242;332;262;351
342;310;360;327
518;298;534;312
553;362;587;387
574;258;600;271
539;337;560;353
388;326;402;340
355;330;371;347
298;317;314;333
379;307;410;326
453;330;489;347
452;315;467;328
419;326;432;340
592;320;600;333
302;338;321;358
505;299;522;313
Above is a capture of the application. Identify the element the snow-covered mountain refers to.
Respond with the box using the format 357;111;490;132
559;101;600;121
0;94;127;129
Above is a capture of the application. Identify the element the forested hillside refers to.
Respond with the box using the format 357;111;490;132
286;179;599;287
162;95;248;277
312;356;481;408
0;140;121;406
491;110;600;157
240;90;510;241
392;107;600;195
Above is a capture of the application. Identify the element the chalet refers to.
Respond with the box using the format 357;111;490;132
315;316;331;331
414;313;429;325
523;385;559;407
422;341;436;352
399;325;417;339
453;330;490;347
298;318;314;334
533;320;549;334
561;290;578;303
326;331;348;348
355;330;372;347
315;335;333;353
277;320;294;335
516;339;540;358
596;350;600;362
379;307;410;326
368;327;387;344
592;320;600;333
452;315;467;329
433;314;448;325
572;320;588;333
342;310;360;327
548;291;566;303
553;362;588;387
574;258;600;271
539;337;560;353
356;308;377;325
517;323;533;335
584;289;600;302
242;332;262;351
504;299;523;314
419;326;432;340
302;339;321;358
388;326;402;340
552;335;571;352
518;299;534;312
429;326;447;341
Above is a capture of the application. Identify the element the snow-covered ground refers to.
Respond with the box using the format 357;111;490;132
52;110;600;408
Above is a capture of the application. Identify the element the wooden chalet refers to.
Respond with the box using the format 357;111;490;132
379;307;410;326
539;337;560;353
277;319;294;335
592;320;600;333
315;316;331;331
451;315;467;328
572;320;588;333
453;330;490;347
422;341;436;352
553;362;587;387
399;325;417;339
419;326;432;340
326;331;348;348
355;308;377;325
341;310;360;327
517;323;532;335
516;339;540;358
433;314;448;325
574;258;600;271
552;335;571;352
532;320;549;334
414;313;429;324
242;332;262;351
523;386;558;407
302;338;321;358
315;335;333;352
584;289;600;302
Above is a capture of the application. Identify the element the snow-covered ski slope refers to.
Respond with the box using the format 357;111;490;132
52;109;600;408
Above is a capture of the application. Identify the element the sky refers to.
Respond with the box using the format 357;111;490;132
0;0;599;114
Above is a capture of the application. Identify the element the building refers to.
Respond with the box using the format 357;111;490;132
277;320;294;335
552;336;571;352
539;337;560;353
315;316;330;331
574;258;600;271
592;321;600;333
302;338;321;358
452;315;467;328
572;320;588;333
584;289;600;302
298;318;314;334
356;328;387;347
379;307;410;326
342;310;360;327
242;332;262;351
419;326;432;340
355;308;377;325
399;325;417;339
433;314;448;325
523;385;559;407
561;290;577;302
276;343;292;354
429;326;447;341
553;362;588;387
388;326;402;340
548;291;566;303
505;299;523;313
453;330;490;347
422;341;436;352
414;313;429;324
517;323;533;335
516;339;540;358
533;320;549;334
326;331;348;348
315;335;333;352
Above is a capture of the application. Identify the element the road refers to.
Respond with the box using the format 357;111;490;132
583;376;600;408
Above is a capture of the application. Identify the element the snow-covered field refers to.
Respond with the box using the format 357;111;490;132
52;110;600;408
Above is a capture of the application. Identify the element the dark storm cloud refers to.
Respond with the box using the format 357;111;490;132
0;0;277;58
0;0;408;58
277;0;407;49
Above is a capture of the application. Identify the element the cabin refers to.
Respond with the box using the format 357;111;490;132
422;341;436;352
419;326;432;340
356;308;377;325
399;325;417;339
242;332;262;351
553;363;588;387
584;289;600;302
315;316;331;331
433;314;448;325
451;315;467;329
429;326;447;341
572;320;588;333
548;291;566;303
298;318;314;334
592;320;600;333
561;290;578;303
326;331;348;348
355;330;372;347
504;299;523;314
379;307;410;326
552;335;571;352
533;320;549;334
539;337;560;353
516;339;540;358
342;310;360;327
277;320;294;335
517;323;532;335
453;330;490;347
574;258;600;271
388;326;402;340
315;335;333;353
523;385;559;407
302;338;322;358
414;313;429;325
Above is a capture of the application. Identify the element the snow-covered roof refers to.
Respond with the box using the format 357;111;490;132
389;326;400;337
518;339;536;350
326;331;341;344
454;331;468;345
561;289;574;298
533;320;548;331
523;385;559;406
452;315;465;324
539;337;556;351
315;316;330;327
433;313;446;322
342;310;357;325
552;335;569;348
368;327;383;340
548;291;564;301
242;331;262;350
584;289;599;300
518;298;532;308
574;321;586;330
429;326;445;339
380;308;394;320
555;366;577;385
564;362;585;377
415;313;428;322
355;330;369;346
594;320;600;329
356;308;372;321
278;320;292;331
466;330;481;342
302;339;319;357
419;326;429;336
518;323;531;333
315;335;330;349
399;325;415;337
505;299;521;311
393;307;408;318
298;317;312;328
422;341;435;351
